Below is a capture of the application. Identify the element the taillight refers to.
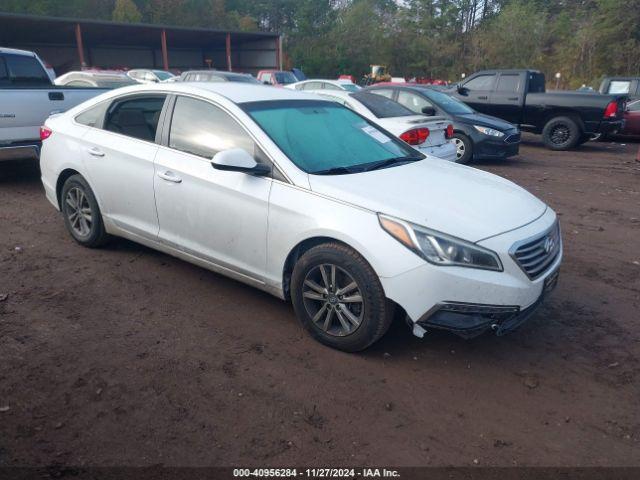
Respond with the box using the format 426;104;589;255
603;100;618;119
40;126;52;141
400;128;430;145
445;124;454;139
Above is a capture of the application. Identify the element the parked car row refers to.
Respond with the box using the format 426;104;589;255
39;82;563;351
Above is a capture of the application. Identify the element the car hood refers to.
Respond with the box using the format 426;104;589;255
456;112;516;131
308;158;546;242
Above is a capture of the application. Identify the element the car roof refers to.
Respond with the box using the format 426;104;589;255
0;46;37;57
106;82;326;104
312;89;352;99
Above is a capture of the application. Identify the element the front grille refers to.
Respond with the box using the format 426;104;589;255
504;132;521;144
511;221;561;279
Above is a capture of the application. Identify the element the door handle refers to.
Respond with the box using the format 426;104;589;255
478;96;488;100
87;147;105;157
508;97;519;101
158;170;182;183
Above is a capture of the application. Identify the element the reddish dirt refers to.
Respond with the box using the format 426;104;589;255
0;136;639;468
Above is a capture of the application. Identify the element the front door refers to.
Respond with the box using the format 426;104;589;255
153;95;272;282
456;73;496;115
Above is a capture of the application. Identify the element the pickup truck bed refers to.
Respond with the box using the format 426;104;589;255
1;47;108;161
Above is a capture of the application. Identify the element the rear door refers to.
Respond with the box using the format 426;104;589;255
489;72;524;124
80;94;168;240
153;95;272;281
457;73;496;114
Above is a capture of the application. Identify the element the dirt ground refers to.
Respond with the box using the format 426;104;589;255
0;135;639;468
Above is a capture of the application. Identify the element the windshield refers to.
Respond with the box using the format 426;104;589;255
232;75;260;84
153;70;174;81
421;88;475;114
242;100;422;174
341;83;361;92
351;92;414;118
274;72;297;84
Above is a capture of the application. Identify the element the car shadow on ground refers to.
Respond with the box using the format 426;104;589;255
0;159;40;183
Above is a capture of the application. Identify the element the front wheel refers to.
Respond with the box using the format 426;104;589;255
290;243;393;352
452;133;473;164
542;116;580;150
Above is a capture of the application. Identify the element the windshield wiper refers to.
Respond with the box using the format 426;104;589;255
361;156;423;172
313;166;359;175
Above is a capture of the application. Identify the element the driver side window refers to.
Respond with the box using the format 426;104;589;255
169;96;256;159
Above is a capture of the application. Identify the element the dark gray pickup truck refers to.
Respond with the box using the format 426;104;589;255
450;69;627;150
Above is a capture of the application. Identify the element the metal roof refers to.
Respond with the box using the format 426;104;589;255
0;12;279;47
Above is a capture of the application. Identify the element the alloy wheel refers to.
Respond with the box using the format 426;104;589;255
454;138;465;159
550;124;570;145
65;187;92;237
302;264;364;337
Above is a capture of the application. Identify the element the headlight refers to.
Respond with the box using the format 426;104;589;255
378;214;502;271
473;125;505;137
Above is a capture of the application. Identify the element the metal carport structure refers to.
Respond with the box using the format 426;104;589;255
0;12;282;75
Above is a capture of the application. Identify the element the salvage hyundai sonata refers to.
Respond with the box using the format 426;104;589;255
40;83;562;351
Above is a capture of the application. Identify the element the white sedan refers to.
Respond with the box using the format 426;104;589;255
40;83;562;351
286;79;361;92
311;89;457;161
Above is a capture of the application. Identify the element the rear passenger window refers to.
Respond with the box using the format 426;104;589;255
370;89;394;99
4;54;50;86
104;95;167;142
75;101;109;127
323;83;342;91
496;74;521;92
397;91;432;113
169;96;255;159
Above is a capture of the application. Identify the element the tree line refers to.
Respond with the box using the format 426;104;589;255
0;0;638;88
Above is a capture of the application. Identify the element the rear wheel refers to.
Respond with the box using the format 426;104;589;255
542;116;580;150
291;243;393;352
61;174;109;248
452;133;473;164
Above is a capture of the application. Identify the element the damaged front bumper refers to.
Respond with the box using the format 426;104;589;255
414;268;559;339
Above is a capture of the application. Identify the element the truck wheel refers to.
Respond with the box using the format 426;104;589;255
452;133;473;164
542;117;580;150
290;242;393;352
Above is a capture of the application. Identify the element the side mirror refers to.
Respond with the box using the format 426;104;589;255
211;148;271;176
457;86;469;96
421;106;436;116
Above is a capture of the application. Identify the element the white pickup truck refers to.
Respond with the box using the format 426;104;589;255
0;47;108;161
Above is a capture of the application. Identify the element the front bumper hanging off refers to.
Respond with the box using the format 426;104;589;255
415;268;560;339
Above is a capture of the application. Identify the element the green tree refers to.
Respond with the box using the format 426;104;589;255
112;0;143;22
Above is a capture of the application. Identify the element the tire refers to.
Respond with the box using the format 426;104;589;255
290;242;393;352
542;116;581;150
60;174;110;248
452;133;473;164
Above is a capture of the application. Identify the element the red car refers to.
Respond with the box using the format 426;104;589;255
621;99;640;136
256;70;297;87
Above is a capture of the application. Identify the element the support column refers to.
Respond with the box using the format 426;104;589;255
161;29;169;70
226;33;232;71
275;36;282;71
75;23;86;68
